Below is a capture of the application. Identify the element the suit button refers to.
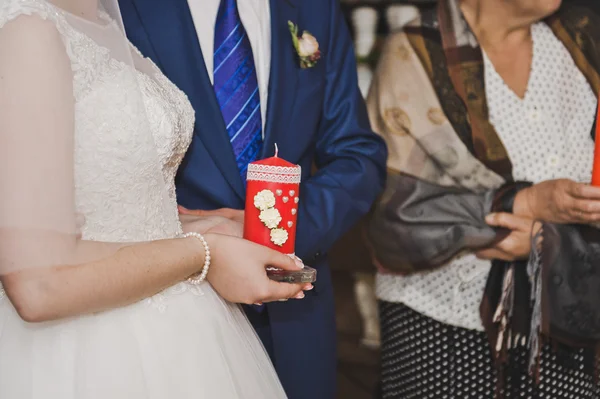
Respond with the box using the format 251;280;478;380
528;109;542;122
547;155;560;169
310;252;322;264
553;275;563;286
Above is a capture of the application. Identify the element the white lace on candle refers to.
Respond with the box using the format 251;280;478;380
247;163;302;184
247;172;301;184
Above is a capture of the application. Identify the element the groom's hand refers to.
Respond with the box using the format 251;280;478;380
179;213;243;238
178;206;244;224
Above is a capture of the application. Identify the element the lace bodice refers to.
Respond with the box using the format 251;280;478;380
0;0;195;302
2;0;194;240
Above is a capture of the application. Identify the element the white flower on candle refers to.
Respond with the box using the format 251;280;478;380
254;190;276;211
259;208;282;229
270;228;289;246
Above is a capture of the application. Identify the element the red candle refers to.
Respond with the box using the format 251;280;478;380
244;147;301;255
593;104;600;186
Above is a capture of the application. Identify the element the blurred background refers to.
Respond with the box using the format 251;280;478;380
334;1;600;398
332;1;434;398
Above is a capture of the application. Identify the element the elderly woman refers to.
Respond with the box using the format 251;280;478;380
367;0;600;397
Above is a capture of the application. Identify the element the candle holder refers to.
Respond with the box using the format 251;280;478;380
357;63;373;98
386;4;419;31
352;6;378;59
244;146;317;284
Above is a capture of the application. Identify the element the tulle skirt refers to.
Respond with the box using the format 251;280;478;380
0;283;287;399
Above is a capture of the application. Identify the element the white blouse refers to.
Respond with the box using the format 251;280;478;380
376;22;597;331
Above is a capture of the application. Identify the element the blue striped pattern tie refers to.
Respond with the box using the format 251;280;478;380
214;0;263;181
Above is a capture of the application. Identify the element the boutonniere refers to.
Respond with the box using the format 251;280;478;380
288;21;321;69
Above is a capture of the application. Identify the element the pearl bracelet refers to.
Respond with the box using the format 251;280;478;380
181;232;211;285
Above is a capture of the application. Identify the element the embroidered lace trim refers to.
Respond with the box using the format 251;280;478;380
247;163;301;175
247;171;302;184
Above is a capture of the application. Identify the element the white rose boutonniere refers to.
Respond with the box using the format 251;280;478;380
254;190;276;211
288;21;321;69
298;33;319;57
259;208;282;229
270;228;289;247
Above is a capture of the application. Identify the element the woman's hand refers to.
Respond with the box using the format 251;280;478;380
475;213;537;261
514;179;600;224
180;214;243;238
204;234;312;304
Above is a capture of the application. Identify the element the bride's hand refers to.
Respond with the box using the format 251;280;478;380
180;214;243;238
204;234;312;304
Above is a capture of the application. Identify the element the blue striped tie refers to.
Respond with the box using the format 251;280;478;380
214;0;263;181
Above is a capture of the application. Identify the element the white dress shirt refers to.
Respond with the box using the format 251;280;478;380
187;0;271;128
376;22;597;331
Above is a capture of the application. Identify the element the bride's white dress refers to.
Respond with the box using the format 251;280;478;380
0;1;286;398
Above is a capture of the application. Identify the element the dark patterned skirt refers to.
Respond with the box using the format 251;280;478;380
378;301;599;399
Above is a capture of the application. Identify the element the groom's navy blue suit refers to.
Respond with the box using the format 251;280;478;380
119;0;387;397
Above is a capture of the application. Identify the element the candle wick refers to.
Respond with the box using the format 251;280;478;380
274;143;279;158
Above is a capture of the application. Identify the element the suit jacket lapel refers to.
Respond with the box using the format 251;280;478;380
131;0;246;199
261;0;300;158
